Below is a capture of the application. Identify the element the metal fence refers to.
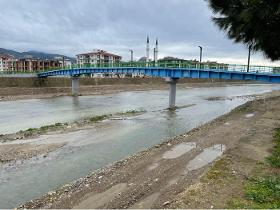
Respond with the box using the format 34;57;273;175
0;61;279;75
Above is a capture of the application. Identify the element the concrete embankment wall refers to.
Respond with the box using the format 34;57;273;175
0;77;236;88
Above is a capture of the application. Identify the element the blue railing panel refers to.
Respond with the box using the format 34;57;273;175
37;67;280;84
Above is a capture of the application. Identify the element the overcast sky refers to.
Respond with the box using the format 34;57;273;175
0;0;279;66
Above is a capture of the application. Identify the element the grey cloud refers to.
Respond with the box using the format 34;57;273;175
0;0;279;66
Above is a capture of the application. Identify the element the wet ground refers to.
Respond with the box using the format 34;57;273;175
1;84;280;208
22;91;280;209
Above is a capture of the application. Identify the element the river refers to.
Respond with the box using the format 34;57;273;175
0;84;279;208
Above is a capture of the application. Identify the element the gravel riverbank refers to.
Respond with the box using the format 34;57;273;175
20;90;280;209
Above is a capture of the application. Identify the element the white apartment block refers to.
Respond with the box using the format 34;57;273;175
76;50;122;66
60;59;72;68
54;56;72;68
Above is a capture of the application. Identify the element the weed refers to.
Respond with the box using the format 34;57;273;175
89;114;109;122
16;110;144;138
245;176;280;207
266;128;280;168
228;128;280;209
117;109;146;116
204;158;231;181
228;176;280;209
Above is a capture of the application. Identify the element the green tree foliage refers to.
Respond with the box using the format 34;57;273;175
208;0;280;61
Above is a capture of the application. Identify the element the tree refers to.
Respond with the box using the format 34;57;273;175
207;0;280;61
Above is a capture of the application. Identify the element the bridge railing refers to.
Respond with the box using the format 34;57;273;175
1;61;280;75
66;62;280;73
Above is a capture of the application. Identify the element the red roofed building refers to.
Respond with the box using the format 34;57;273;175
76;50;122;67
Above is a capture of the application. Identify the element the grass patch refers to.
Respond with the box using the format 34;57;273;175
245;176;280;208
40;123;65;131
123;109;141;114
229;176;280;209
202;157;232;181
266;128;280;168
89;114;111;122
7;110;145;140
89;109;145;122
116;109;146;116
21;122;68;137
228;128;280;209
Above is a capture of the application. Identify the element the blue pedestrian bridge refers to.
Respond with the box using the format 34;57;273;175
38;66;280;83
36;62;280;108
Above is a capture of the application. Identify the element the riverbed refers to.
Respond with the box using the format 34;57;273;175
0;84;280;208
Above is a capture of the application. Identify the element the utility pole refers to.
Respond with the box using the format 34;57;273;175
198;46;202;69
247;45;252;72
129;50;134;62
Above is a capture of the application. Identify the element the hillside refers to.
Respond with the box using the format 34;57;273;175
0;48;75;62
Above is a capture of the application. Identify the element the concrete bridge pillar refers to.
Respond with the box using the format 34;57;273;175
71;76;80;96
166;77;179;109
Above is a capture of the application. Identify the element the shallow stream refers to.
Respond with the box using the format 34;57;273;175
0;84;279;208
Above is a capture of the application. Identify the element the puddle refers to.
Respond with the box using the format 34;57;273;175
147;162;159;171
186;144;226;171
162;142;197;159
130;192;160;209
74;183;127;209
245;113;255;118
167;176;180;187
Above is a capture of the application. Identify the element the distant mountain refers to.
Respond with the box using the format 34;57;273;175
0;48;76;62
0;48;22;58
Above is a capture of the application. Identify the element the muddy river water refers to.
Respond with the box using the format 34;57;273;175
0;84;280;208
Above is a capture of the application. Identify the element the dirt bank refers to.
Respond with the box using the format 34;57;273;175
0;77;253;101
0;84;167;101
0;77;248;88
21;91;280;209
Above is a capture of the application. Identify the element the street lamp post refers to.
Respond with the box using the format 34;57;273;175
129;50;134;62
247;45;252;72
198;46;203;69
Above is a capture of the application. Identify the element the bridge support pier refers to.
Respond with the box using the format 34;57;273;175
166;77;179;109
71;76;80;96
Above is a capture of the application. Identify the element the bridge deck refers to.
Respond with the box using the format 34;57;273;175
38;67;280;83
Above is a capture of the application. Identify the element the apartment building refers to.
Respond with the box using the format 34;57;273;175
15;59;61;72
54;56;72;69
0;54;72;72
76;50;122;66
0;54;16;71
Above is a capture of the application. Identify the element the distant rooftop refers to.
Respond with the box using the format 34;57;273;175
77;50;121;58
